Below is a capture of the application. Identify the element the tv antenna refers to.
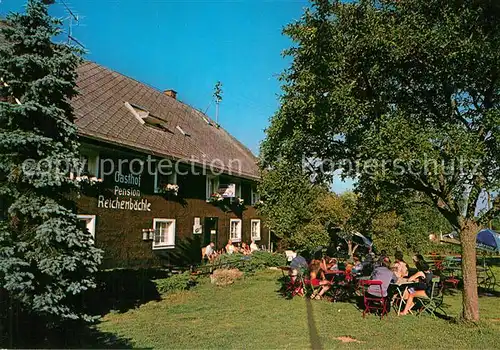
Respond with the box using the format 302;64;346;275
60;0;85;49
213;81;223;126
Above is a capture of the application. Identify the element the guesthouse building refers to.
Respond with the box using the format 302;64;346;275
73;62;266;268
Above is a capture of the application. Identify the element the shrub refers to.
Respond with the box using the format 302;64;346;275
211;269;243;286
153;272;195;294
212;251;286;274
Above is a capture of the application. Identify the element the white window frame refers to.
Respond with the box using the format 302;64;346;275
251;219;261;241
251;187;260;205
77;214;96;243
77;149;99;177
206;175;219;200
217;178;240;199
229;218;242;243
152;218;176;250
154;165;177;193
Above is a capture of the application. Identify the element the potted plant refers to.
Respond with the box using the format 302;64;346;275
161;183;179;196
74;175;103;196
206;192;224;204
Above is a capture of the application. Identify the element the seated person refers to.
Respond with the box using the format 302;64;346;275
309;260;332;300
367;257;398;298
408;253;425;275
321;257;338;271
225;240;236;254
362;253;375;276
250;240;259;252
345;261;353;274
241;242;251;255
351;255;363;274
374;250;388;268
392;251;409;279
204;242;216;260
400;260;433;316
288;255;308;282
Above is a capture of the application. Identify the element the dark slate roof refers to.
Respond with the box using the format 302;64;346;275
73;61;260;180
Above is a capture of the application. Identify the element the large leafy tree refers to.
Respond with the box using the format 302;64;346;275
262;0;500;321
0;0;102;322
258;161;324;250
258;160;359;253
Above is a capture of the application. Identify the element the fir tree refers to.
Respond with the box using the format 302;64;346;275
0;0;102;322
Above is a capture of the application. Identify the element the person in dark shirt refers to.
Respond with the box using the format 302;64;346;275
400;260;433;316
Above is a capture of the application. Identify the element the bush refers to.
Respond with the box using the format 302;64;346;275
211;269;243;286
153;272;195;294
212;251;286;274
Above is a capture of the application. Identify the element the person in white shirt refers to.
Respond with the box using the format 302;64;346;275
250;240;259;252
205;242;215;260
225;240;235;254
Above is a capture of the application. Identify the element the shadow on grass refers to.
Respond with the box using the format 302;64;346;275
85;268;166;316
0;315;136;349
55;324;137;349
305;297;323;350
478;288;500;297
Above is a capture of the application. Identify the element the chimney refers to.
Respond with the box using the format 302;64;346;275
164;89;177;99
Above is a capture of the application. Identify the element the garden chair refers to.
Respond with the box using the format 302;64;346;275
414;277;446;317
283;267;308;298
325;270;351;302
359;280;388;319
443;276;460;289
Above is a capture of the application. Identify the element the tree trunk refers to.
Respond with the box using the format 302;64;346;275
352;244;359;256
459;220;480;321
347;240;353;259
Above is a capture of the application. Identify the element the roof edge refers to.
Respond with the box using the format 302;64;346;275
78;131;261;182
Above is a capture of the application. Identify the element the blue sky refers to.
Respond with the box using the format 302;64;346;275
0;0;354;193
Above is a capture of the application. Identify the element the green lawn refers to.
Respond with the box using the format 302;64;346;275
95;270;500;349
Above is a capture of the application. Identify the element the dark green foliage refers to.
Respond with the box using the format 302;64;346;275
361;194;452;254
258;159;358;251
258;161;323;248
0;0;102;325
214;251;286;273
491;217;500;231
153;272;194;294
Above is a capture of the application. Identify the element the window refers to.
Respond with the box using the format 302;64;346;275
229;219;242;242
78;149;99;177
218;177;241;198
251;187;260;205
251;219;261;241
154;165;177;193
153;218;176;249
125;102;171;132
176;125;190;136
77;214;96;243
206;175;219;199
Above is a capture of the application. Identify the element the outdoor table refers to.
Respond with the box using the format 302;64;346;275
324;270;345;279
324;270;351;301
390;279;418;315
324;270;347;286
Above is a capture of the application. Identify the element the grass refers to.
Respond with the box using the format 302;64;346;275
95;269;500;349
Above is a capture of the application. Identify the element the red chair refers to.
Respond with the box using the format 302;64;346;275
443;276;460;289
359;280;388;318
